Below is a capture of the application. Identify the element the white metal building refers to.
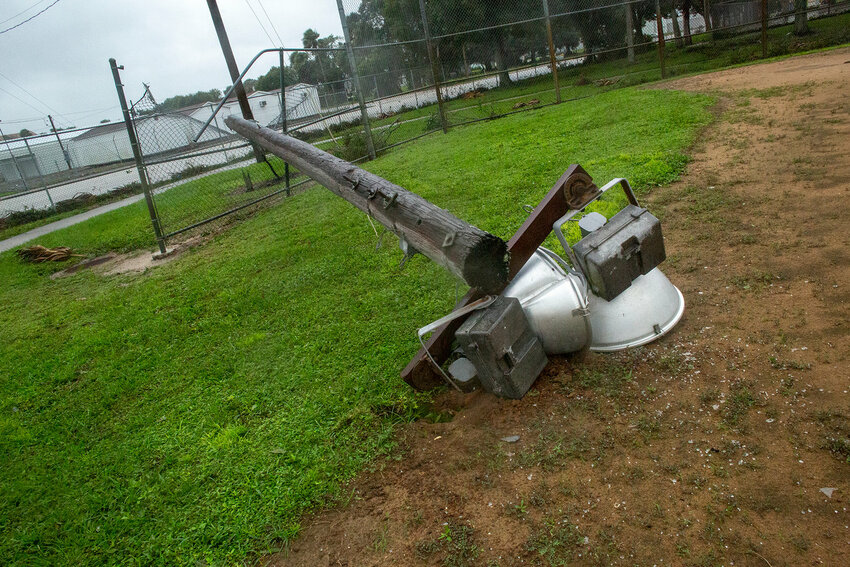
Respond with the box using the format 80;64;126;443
187;85;322;133
68;114;227;168
0;135;74;181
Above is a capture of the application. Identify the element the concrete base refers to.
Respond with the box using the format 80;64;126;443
152;248;177;260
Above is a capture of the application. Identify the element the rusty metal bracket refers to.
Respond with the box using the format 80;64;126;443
401;164;597;390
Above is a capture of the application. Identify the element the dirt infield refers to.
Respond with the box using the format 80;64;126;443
266;48;850;567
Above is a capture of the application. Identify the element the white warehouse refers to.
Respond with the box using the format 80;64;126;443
186;85;322;133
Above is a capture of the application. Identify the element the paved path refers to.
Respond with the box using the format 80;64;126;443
0;157;254;253
0;193;145;253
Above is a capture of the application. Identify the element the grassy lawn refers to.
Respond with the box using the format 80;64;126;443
0;86;714;565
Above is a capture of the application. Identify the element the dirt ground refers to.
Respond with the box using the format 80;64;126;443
265;48;850;567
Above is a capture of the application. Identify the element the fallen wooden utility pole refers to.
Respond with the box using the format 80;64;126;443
225;116;509;293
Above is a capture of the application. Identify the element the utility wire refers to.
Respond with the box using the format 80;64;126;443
0;0;61;35
0;0;49;26
242;0;275;46
256;0;284;46
0;84;45;115
0;69;72;124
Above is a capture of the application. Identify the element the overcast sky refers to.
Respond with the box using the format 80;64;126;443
0;0;346;135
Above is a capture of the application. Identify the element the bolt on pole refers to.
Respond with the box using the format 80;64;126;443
335;0;377;160
542;0;562;104
109;58;167;255
418;0;449;133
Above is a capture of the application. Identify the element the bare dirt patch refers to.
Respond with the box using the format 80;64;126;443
50;234;211;279
265;49;850;567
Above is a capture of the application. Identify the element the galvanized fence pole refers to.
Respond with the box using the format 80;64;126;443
279;49;291;195
418;0;449;133
209;103;229;162
543;0;562;103
109;58;167;254
0;123;31;193
21;135;55;212
411;70;419;108
48;115;73;170
655;0;667;79
335;0;377;160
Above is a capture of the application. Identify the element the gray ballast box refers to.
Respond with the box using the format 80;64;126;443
573;204;666;301
455;296;548;399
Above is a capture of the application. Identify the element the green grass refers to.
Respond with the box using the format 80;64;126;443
0;86;714;565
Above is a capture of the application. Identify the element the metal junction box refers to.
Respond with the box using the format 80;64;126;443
455;296;548;399
573;204;666;301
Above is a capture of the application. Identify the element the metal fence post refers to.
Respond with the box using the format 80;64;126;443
761;0;768;58
48;115;73;170
411;70;419;108
109;58;167;254
418;0;449;133
374;76;384;115
542;0;562;103
0;123;31;193
21;135;55;212
654;0;667;79
335;0;377;160
279;48;291;196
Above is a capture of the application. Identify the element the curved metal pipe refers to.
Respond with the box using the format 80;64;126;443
193;48;282;142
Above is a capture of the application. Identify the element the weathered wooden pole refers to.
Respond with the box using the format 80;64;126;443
225;116;508;293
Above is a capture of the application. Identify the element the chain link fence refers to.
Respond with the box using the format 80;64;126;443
310;0;850;166
124;84;309;248
0;121;148;236
3;0;847;248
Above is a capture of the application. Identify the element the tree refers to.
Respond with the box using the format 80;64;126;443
794;0;809;35
19;129;35;138
154;89;222;112
682;0;693;46
254;65;299;92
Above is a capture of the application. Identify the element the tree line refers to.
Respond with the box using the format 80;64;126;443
158;0;812;110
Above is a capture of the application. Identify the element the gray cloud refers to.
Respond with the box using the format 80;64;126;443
0;0;343;133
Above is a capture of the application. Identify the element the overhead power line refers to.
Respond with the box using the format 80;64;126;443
0;0;50;26
0;69;71;124
242;0;275;46
256;0;284;47
0;0;62;35
0;84;44;114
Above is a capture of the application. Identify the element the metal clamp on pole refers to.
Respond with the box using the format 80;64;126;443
553;177;638;265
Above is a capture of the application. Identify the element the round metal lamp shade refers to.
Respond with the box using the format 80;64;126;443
587;268;685;352
502;248;591;355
